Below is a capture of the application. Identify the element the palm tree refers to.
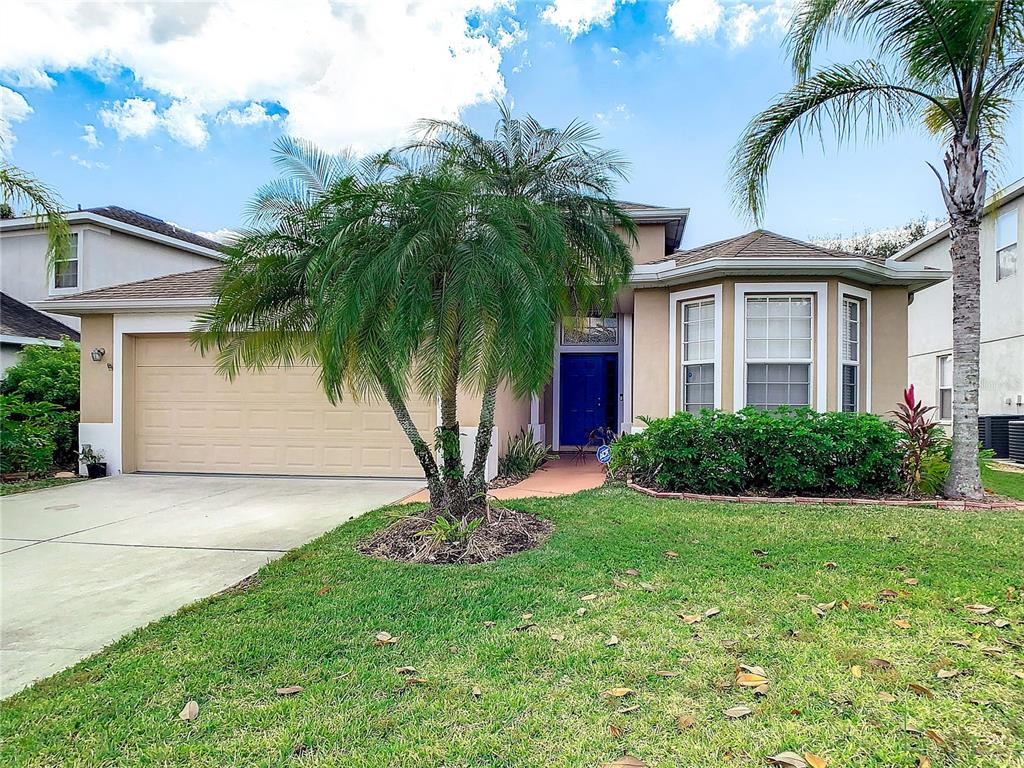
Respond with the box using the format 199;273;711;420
194;113;634;518
407;102;637;496
0;156;71;266
731;0;1023;500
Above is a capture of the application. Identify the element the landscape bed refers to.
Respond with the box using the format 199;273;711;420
2;486;1022;767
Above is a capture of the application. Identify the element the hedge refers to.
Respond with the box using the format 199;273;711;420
610;408;902;497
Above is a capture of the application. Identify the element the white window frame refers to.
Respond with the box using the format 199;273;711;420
680;298;716;413
937;353;953;421
837;283;872;412
996;208;1018;281
668;285;722;413
49;232;82;295
734;282;828;412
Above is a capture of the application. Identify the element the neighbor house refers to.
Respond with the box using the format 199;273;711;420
37;204;947;480
0;206;224;372
895;177;1023;425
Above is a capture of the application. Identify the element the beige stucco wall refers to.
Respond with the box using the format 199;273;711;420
455;383;530;457
79;314;114;423
630;277;909;424
623;224;668;264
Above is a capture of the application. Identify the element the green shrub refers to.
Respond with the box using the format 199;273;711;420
613;408;902;497
1;339;80;468
498;427;551;481
1;338;80;410
0;395;61;476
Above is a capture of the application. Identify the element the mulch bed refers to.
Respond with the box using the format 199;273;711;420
357;507;553;565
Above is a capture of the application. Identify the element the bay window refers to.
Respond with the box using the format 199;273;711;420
744;295;812;409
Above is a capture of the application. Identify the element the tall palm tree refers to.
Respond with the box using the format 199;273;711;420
0;156;71;266
194;114;634;518
408;102;637;496
731;0;1023;500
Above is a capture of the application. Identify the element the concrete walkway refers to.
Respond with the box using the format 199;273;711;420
403;454;607;503
0;473;421;698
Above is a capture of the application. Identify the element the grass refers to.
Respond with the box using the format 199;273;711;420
2;487;1022;767
983;463;1024;500
0;476;86;496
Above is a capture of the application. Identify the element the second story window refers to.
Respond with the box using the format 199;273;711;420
53;233;79;290
996;209;1017;281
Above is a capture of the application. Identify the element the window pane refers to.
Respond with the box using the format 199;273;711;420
561;315;617;345
842;364;857;412
790;339;812;359
683;363;714;411
938;355;952;387
996;210;1017;250
939;388;952;420
746;363;811;409
746;317;767;339
747;297;767;317
997;244;1017;280
747;339;767;358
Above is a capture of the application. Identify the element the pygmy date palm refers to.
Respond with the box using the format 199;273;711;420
732;0;1023;499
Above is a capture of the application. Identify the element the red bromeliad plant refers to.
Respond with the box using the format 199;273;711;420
890;385;944;497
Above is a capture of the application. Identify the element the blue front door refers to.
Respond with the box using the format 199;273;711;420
559;353;618;447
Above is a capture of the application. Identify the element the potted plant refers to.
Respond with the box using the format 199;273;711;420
79;446;107;479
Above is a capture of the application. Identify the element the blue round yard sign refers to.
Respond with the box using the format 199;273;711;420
596;444;612;465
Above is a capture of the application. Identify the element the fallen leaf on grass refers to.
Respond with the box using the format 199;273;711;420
736;673;769;687
993;619;1011;628
612;579;630;589
522;612;534;620
550;632;565;642
404;677;428;686
581;594;598;601
276;685;303;696
374;632;398;645
178;700;199;721
965;604;995;614
752;548;768;557
654;670;680;678
767;752;808;768
723;704;753;719
936;669;960;679
604;687;634;698
605;635;620;647
877;691;897;702
866;658;893;669
638;582;656;592
805;753;827;768
472;685;482;698
851;666;863;679
577;608;588;617
753;683;770;696
878;589;899;600
824;561;838;569
892;619;912;629
858;602;878;611
677;715;696;730
925;729;946;746
917;757;931;768
704;607;721;618
796;594;812;601
317;586;331;595
603;756;646;768
609;724;622;738
624;568;641;576
616;704;640;714
663;550;679;558
908;683;933;698
395;666;417;675
512;622;536;632
483;620;496;628
1012;670;1024;680
678;613;703;625
904;578;919;586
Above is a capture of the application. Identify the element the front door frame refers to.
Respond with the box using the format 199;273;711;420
551;315;628;450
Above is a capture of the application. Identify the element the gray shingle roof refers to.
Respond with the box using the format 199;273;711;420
82;206;226;252
1;292;80;341
655;229;884;266
46;266;225;303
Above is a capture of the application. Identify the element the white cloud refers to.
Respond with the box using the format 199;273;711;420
99;97;160;140
217;102;278;126
69;153;108;170
594;102;633;126
667;0;723;42
0;1;509;152
80;123;101;148
0;86;32;157
194;227;239;244
541;0;622;40
666;0;794;46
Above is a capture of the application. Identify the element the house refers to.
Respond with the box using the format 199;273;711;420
36;205;947;480
0;205;224;371
0;292;80;371
895;177;1023;423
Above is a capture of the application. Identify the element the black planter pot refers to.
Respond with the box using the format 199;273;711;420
86;463;107;479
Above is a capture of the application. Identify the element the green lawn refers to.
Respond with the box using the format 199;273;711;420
983;463;1024;500
3;487;1023;767
0;476;86;496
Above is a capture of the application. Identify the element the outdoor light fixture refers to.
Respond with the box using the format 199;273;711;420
90;347;106;362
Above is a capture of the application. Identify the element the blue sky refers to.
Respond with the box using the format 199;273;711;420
2;1;1021;247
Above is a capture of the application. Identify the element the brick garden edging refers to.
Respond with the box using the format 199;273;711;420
626;481;1024;510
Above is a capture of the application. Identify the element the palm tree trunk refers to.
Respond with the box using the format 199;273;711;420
438;365;471;519
467;376;499;500
937;134;985;500
380;379;444;509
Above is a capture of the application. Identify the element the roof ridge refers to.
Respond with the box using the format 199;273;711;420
758;229;861;259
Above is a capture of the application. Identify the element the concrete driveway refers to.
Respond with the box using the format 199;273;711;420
0;474;422;698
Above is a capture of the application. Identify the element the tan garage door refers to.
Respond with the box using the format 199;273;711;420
133;335;434;477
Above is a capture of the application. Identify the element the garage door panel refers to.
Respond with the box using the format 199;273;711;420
133;335;433;477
